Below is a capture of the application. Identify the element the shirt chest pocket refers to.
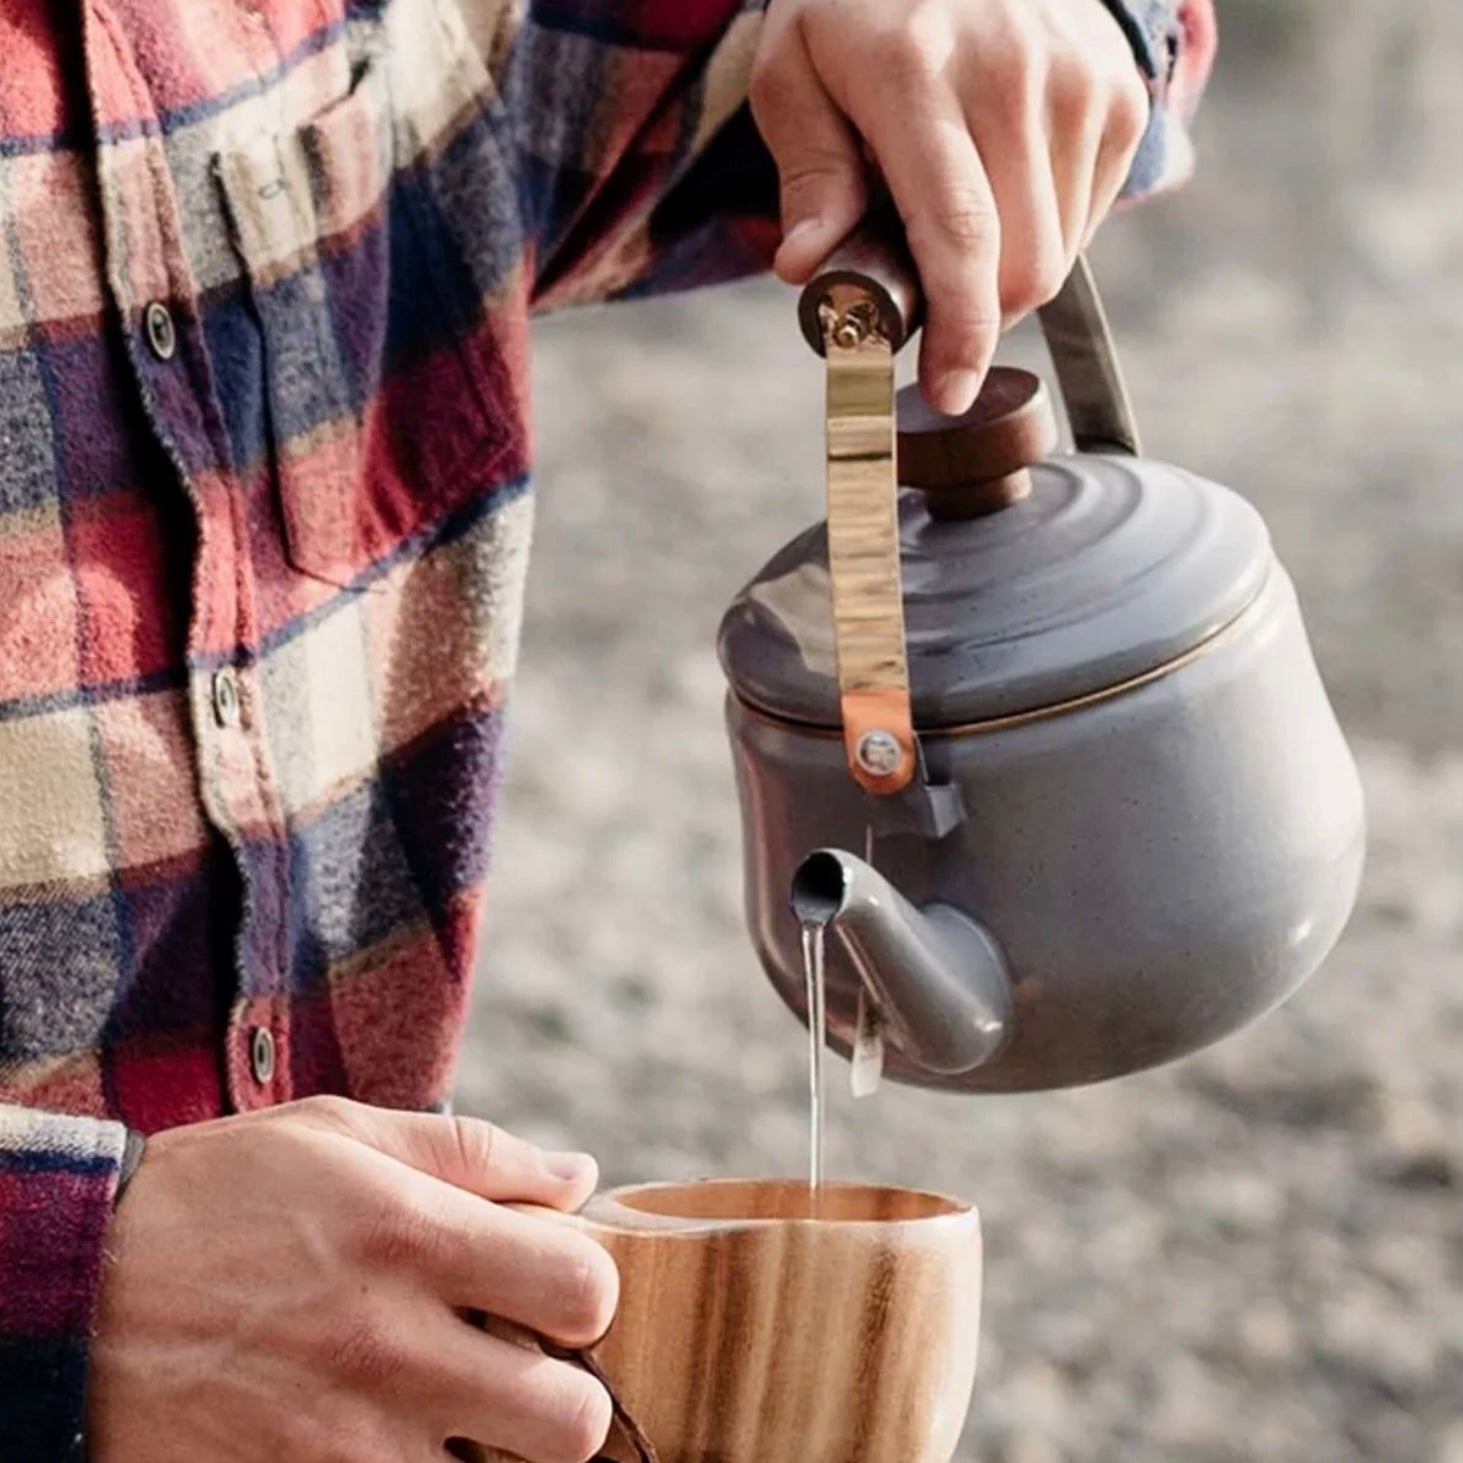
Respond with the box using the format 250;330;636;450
215;57;522;588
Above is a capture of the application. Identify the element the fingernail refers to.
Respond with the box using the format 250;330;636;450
782;216;827;247
778;217;837;265
935;370;982;416
544;1150;596;1184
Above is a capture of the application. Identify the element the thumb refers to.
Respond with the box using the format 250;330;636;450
306;1100;599;1211
750;26;868;284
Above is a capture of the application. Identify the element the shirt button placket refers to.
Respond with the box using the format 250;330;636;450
209;664;262;1105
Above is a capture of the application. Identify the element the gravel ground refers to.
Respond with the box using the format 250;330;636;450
457;13;1463;1460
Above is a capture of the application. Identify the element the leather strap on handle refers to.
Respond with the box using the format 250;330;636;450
798;216;1142;796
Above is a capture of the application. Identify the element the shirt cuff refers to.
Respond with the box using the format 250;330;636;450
1094;0;1214;201
0;1106;129;1463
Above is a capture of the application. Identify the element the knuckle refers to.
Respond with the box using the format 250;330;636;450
777;149;859;191
1109;76;1150;148
445;1114;497;1178
324;1306;408;1392
979;10;1041;102
778;151;861;211
550;1241;620;1345
1002;245;1067;315
984;48;1038;120
911;195;997;254
884;26;940;84
749;49;822;139
747;54;793;119
297;1093;355;1127
356;1196;440;1273
1049;62;1096;130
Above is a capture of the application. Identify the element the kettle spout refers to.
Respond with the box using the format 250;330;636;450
791;849;1011;1076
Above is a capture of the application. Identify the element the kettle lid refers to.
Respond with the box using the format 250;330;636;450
718;373;1273;730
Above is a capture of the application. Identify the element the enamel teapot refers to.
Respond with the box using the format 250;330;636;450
717;223;1366;1092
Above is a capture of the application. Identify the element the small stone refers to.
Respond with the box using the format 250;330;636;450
1239;1301;1301;1365
1373;1091;1461;1189
526;1004;573;1043
1387;1149;1459;1189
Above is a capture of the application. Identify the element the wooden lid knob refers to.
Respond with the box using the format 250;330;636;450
897;368;1059;518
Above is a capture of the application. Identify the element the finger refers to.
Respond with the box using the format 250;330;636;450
1046;96;1104;265
407;1197;620;1349
436;1324;613;1463
303;1099;599;1211
749;20;869;284
1082;91;1148;248
861;90;1000;415
971;98;1070;327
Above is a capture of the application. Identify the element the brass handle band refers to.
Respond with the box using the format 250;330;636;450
799;212;1142;795
822;303;916;794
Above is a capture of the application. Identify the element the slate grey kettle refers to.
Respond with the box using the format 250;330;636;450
717;230;1366;1093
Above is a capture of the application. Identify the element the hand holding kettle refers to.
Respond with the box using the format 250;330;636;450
749;0;1217;413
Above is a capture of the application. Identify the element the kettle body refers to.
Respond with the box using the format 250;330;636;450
720;244;1365;1094
727;557;1364;1092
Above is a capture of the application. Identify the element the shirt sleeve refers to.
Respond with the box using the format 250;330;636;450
1103;0;1219;201
505;0;779;313
501;0;1217;312
0;1105;130;1462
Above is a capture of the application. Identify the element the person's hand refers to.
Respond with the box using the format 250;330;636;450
88;1098;618;1463
751;0;1151;413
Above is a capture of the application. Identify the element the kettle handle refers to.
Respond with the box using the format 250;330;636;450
798;216;1143;795
797;217;1143;457
1037;254;1142;457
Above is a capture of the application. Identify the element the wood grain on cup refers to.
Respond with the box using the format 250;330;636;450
476;1179;982;1463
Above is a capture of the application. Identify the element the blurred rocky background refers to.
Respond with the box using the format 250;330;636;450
460;6;1463;1460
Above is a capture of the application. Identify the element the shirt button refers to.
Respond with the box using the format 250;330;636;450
250;1026;277;1084
143;300;177;361
211;667;241;729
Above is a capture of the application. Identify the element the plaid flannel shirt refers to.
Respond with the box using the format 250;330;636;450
0;1;1213;1456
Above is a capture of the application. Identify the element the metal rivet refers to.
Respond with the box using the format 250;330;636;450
855;729;903;777
211;667;241;729
249;1026;276;1084
143;300;177;361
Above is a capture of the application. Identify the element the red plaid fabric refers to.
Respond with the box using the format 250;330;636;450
0;1;1212;1456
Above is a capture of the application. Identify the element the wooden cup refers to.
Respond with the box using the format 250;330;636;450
478;1178;982;1463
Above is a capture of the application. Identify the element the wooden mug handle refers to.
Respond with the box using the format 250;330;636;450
465;1316;654;1463
463;1205;657;1463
